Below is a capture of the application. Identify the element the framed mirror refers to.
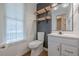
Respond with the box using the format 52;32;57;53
52;3;73;31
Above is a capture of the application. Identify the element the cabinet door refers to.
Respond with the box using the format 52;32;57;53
61;44;78;56
48;41;60;56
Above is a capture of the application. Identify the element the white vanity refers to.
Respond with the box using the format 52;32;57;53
48;33;79;56
48;3;79;56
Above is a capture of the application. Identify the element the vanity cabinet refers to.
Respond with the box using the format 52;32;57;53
48;37;61;56
48;41;60;56
48;34;79;56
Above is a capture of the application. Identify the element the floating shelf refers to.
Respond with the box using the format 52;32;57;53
36;5;52;15
36;4;52;22
46;16;51;19
36;8;46;15
36;4;61;15
37;16;51;21
45;5;52;11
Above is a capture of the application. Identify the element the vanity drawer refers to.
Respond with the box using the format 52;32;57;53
48;36;62;43
62;38;79;46
61;44;78;56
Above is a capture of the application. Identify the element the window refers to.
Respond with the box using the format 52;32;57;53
5;4;24;43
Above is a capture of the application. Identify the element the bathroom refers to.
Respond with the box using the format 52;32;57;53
0;3;79;56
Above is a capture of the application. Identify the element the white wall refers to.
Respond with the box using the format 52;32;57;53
0;3;36;56
73;4;79;33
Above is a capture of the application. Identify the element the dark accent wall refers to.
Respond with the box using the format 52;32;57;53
37;3;52;48
37;20;51;48
37;3;51;10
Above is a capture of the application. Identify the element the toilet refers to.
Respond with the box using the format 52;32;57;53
28;32;44;56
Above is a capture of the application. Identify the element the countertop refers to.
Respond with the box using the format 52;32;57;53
48;33;79;39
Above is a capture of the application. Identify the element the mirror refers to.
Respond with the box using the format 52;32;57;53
52;3;73;31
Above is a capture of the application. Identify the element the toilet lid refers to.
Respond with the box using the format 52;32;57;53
29;40;42;48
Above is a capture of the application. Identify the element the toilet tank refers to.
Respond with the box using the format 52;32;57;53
38;32;44;42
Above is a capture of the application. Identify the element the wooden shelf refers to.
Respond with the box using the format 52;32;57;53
37;16;51;21
36;4;52;22
36;4;61;15
36;5;52;15
46;16;51;19
45;5;52;11
36;8;46;15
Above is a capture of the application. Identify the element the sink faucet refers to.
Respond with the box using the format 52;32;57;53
59;31;62;35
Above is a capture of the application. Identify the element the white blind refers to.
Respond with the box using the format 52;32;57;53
5;3;24;43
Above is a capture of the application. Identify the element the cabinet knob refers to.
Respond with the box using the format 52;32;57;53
58;48;60;51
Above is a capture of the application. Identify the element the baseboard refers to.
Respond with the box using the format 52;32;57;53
43;47;48;51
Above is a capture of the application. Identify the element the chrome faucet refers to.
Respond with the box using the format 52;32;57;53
59;31;62;35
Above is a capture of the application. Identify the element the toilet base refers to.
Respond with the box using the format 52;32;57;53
31;44;43;56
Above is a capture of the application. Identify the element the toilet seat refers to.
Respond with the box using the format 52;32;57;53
29;40;43;49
